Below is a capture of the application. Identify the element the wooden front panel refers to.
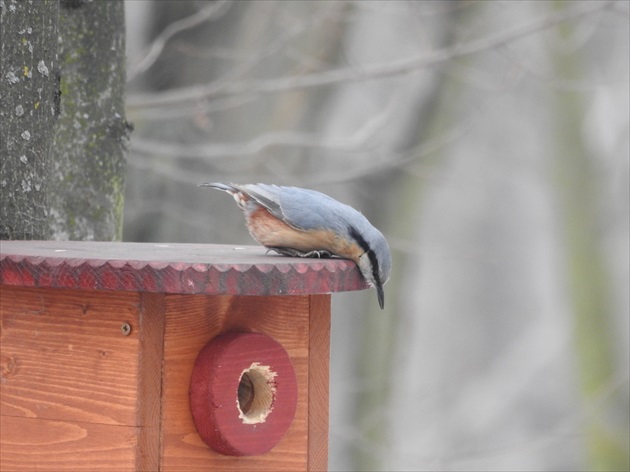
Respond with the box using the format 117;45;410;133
1;416;137;470
0;286;161;471
160;293;330;472
0;286;331;471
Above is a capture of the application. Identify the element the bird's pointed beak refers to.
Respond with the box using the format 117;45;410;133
376;282;385;310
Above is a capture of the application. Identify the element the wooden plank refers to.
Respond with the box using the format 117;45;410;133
135;292;166;471
0;286;144;471
0;416;136;472
308;294;331;472
1;241;368;296
0;286;141;426
160;294;311;472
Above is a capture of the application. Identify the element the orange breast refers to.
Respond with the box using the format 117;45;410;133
245;207;363;261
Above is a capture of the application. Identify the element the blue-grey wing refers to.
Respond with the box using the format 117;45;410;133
274;186;368;236
211;183;369;237
232;184;286;221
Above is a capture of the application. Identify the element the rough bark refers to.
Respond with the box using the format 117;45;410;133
1;0;128;242
0;0;60;240
49;0;130;240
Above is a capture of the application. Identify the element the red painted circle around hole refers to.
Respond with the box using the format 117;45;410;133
189;331;298;456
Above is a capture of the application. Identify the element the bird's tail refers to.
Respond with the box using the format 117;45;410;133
198;182;237;193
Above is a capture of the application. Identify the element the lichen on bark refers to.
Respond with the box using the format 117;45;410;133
49;0;130;241
0;0;60;240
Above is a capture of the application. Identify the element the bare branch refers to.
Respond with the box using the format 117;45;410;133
128;94;473;190
128;0;231;81
129;132;356;159
131;128;362;159
128;2;344;121
306;114;477;186
127;0;615;111
129;89;398;159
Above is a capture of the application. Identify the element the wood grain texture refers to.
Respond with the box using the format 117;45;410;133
308;294;331;472
0;286;143;471
0;286;141;425
160;294;311;472
135;292;166;471
0;416;137;472
0;240;369;296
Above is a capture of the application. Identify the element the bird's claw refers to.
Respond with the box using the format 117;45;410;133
302;249;333;258
268;247;333;259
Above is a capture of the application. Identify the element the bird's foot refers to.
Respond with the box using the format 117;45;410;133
268;247;333;258
301;249;333;258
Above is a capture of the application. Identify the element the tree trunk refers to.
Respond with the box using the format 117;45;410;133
1;0;128;242
49;0;129;240
0;0;60;240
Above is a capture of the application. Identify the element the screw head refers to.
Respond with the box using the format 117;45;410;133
120;322;131;336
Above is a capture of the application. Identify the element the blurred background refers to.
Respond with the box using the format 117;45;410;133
123;1;629;470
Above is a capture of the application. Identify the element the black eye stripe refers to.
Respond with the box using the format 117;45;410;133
349;226;380;283
367;249;380;283
349;226;369;252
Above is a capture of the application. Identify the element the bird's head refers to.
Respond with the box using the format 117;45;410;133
353;227;392;309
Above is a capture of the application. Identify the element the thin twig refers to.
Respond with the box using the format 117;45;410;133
127;1;614;110
128;0;231;81
129;91;398;159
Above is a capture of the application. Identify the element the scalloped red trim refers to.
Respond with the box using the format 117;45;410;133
0;241;368;296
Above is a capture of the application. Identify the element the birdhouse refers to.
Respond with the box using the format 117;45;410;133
0;241;369;471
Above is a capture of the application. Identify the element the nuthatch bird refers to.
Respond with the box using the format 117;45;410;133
199;183;392;309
